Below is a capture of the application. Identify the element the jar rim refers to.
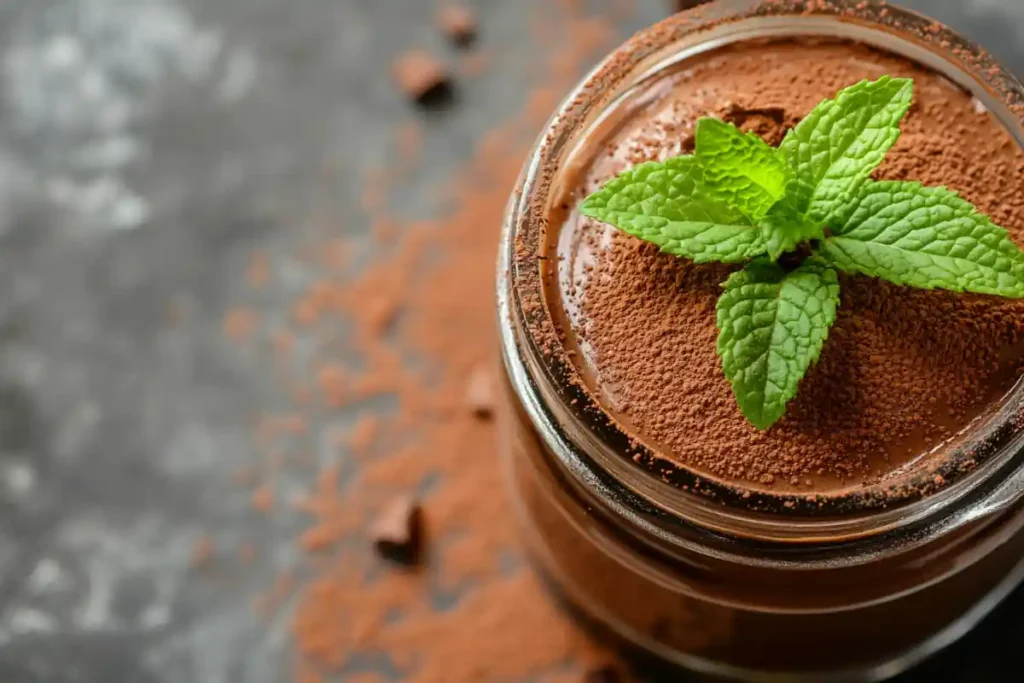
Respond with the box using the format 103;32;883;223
499;0;1024;545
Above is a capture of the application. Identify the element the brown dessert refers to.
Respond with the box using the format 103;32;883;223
544;39;1024;497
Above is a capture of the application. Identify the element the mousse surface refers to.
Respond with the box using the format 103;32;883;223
547;40;1024;495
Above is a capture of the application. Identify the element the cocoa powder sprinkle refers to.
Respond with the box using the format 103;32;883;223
236;5;625;681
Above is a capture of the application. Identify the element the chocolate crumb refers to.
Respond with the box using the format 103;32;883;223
392;50;453;106
371;495;424;565
466;367;495;419
722;103;793;146
438;4;477;47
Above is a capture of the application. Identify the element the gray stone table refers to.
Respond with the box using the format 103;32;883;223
0;1;1022;681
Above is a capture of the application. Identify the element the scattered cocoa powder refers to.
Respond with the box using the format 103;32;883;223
211;4;630;681
316;363;348;407
346;414;380;456
547;40;1024;495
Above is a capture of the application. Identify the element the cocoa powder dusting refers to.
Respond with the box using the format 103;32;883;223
552;41;1024;494
219;4;631;681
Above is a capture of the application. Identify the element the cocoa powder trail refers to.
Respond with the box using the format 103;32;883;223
220;2;637;682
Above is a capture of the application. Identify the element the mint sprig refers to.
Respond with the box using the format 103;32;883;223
579;76;1024;430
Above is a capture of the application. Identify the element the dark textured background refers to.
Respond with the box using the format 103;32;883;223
0;1;1021;681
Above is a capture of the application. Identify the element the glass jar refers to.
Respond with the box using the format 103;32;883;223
496;1;1024;680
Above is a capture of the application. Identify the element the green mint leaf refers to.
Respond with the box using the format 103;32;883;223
579;156;764;264
758;196;825;260
780;76;913;223
819;181;1024;297
696;118;787;221
716;258;840;430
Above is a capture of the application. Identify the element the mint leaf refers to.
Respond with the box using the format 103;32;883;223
696;118;787;221
758;196;825;260
579;156;764;263
819;181;1024;297
780;76;913;223
716;258;840;430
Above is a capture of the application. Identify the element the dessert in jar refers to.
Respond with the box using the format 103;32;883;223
497;1;1024;680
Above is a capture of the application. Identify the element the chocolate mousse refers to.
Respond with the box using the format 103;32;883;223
543;40;1024;498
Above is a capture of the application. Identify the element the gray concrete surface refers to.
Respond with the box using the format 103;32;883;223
0;1;1021;681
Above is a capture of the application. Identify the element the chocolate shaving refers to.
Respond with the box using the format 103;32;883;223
438;4;478;47
465;367;495;419
371;495;424;565
392;50;454;106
